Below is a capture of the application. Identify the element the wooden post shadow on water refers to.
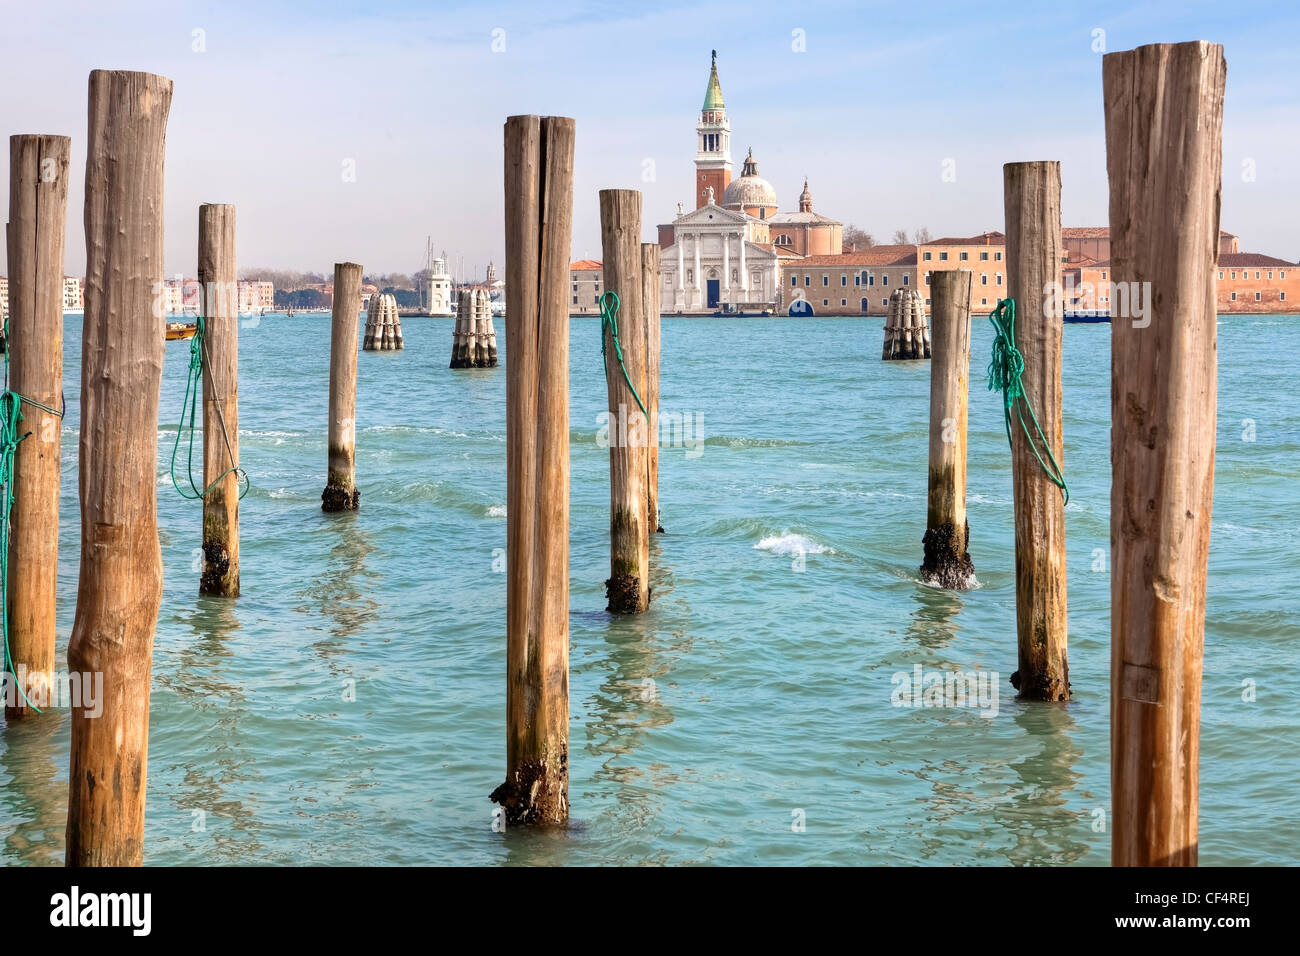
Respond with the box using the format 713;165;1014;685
5;133;69;721
322;262;362;512
1104;40;1223;868
67;69;172;867
1003;161;1070;703
920;270;976;590
491;115;574;826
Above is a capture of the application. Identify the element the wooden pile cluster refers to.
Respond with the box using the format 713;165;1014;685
363;292;403;350
881;288;931;360
449;287;498;368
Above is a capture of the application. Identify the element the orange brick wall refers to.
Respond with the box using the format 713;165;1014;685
1216;264;1298;312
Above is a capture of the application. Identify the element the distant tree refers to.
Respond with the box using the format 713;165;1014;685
914;226;933;244
245;268;326;292
891;229;909;245
383;287;421;308
843;224;875;249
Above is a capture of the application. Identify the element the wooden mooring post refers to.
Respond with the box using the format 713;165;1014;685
1003;160;1069;702
67;69;172;866
198;203;240;596
920;269;975;589
1104;41;1224;867
599;189;650;614
641;242;662;533
322;262;362;512
490;114;574;825
4;134;69;721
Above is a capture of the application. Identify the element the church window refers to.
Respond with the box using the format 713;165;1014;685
687;270;693;282
760;209;766;219
732;270;738;282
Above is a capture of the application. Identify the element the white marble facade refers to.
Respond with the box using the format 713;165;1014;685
659;198;780;312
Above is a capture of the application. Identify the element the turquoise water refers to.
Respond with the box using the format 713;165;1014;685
0;312;1296;865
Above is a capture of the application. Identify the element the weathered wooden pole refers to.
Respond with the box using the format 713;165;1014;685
4;134;70;720
641;242;662;533
1003;160;1069;702
1105;41;1224;867
322;262;362;512
67;69;172;866
490;114;574;825
920;269;975;589
599;189;650;614
198;203;240;596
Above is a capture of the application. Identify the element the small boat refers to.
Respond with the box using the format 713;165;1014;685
1064;310;1111;324
166;321;198;341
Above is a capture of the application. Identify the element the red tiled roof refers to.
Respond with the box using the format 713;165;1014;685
787;245;916;267
926;231;1005;246
569;259;603;270
1218;253;1295;267
1062;227;1108;239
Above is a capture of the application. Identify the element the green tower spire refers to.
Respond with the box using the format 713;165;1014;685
702;50;725;111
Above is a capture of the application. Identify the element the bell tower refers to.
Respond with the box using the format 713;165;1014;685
695;50;732;209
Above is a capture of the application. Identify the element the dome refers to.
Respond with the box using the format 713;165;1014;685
722;149;778;215
722;175;777;211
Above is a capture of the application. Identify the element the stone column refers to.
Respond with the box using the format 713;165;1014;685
740;235;748;293
693;233;701;309
723;233;730;292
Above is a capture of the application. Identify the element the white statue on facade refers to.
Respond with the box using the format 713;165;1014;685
706;186;715;205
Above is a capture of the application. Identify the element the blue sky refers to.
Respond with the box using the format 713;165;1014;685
1;0;1295;278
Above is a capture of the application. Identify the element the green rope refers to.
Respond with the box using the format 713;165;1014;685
1;319;66;714
168;315;249;500
986;298;1069;505
598;291;647;418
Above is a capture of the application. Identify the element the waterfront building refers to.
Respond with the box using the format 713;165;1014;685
780;246;917;316
656;52;843;312
569;259;604;315
63;276;83;310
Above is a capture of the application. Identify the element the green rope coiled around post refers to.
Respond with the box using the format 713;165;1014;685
0;320;65;714
168;314;249;501
986;298;1069;505
598;291;647;418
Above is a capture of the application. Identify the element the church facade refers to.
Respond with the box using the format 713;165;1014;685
657;51;843;313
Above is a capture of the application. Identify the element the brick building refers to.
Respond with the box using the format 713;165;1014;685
569;259;604;315
1216;254;1296;312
